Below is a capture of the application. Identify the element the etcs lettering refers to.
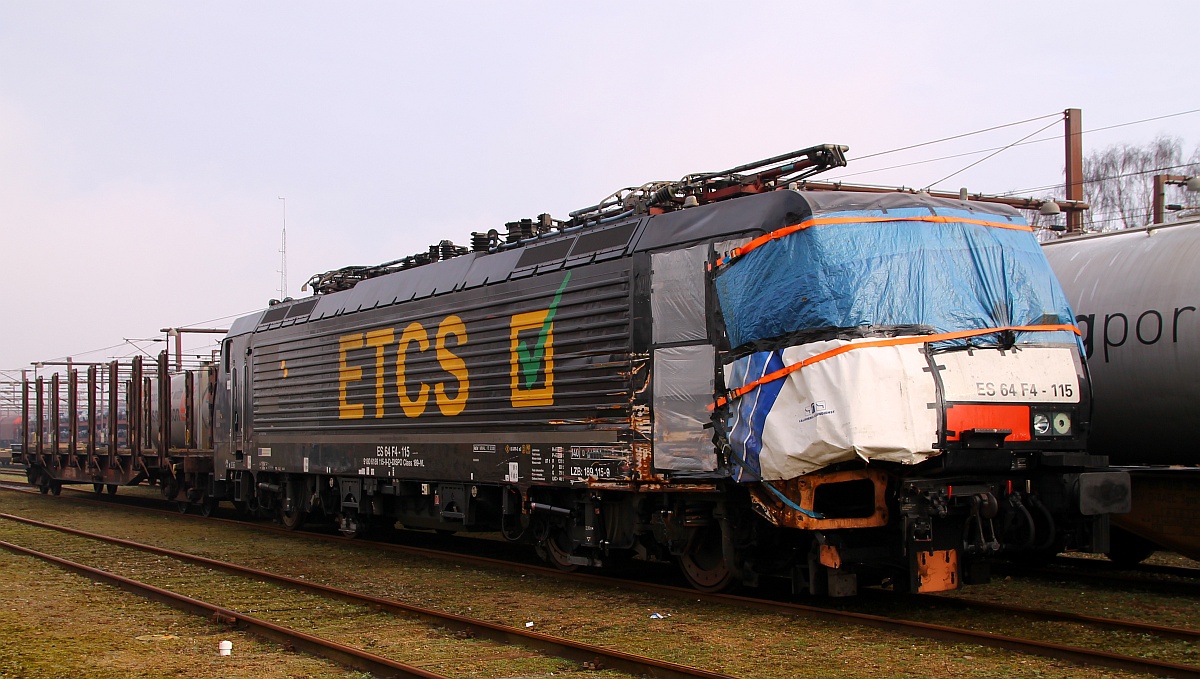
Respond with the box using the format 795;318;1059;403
338;315;470;420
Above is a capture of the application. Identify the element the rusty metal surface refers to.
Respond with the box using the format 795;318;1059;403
749;468;890;530
50;374;59;457
1065;108;1084;233
35;377;43;459
15;353;216;490
915;549;958;593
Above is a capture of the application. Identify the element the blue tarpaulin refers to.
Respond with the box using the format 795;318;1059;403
713;206;1079;350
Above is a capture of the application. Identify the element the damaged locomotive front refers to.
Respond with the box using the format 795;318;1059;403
709;191;1131;594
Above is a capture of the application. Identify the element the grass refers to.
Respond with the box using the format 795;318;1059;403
0;487;1192;678
0;553;360;678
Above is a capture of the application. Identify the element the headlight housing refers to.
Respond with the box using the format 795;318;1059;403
1032;412;1051;436
1032;409;1073;437
1052;412;1072;436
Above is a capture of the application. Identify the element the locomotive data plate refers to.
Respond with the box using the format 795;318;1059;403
935;346;1081;403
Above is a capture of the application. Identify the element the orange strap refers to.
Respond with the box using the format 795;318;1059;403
712;324;1081;409
713;214;1033;269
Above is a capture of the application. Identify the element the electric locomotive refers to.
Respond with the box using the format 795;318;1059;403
18;145;1131;594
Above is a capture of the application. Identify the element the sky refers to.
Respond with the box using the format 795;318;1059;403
2;0;1198;385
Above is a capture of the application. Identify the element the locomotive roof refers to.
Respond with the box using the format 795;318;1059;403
228;190;1024;338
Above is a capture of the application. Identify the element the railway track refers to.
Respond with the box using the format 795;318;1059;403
907;593;1200;643
1052;555;1200;580
993;558;1200;597
0;511;736;679
3;483;1199;677
11;475;1196;592
0;539;452;679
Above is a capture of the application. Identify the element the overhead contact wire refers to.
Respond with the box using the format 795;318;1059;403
922;118;1063;191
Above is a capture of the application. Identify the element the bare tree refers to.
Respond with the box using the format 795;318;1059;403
1083;136;1200;231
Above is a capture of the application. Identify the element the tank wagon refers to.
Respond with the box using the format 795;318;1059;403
0;413;20;449
1043;217;1200;564
18;145;1130;594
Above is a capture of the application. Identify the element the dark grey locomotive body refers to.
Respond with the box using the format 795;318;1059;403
206;188;1126;593
213;202;750;559
217;234;650;513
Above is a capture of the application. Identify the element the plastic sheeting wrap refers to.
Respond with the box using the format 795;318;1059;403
651;245;708;344
725;339;938;480
715;200;1081;481
653;345;718;472
714;207;1078;350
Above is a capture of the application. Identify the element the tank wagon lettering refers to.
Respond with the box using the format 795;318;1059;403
1136;310;1162;345
1076;306;1196;362
1176;306;1196;342
1103;313;1127;363
336;315;472;420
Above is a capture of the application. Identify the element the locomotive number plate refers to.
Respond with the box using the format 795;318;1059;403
935;346;1081;404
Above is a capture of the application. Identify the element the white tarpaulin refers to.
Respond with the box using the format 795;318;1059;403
725;339;1082;481
726;338;939;480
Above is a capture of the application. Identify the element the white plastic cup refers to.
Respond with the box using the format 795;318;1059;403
218;640;232;656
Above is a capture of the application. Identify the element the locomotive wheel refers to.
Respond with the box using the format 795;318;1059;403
38;482;49;495
50;482;62;496
536;529;579;572
279;476;305;530
161;479;180;502
177;501;189;514
280;503;304;530
199;497;218;518
93;483;104;495
679;525;735;592
337;512;366;539
106;484;118;495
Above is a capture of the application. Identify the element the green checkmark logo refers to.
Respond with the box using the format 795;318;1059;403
516;273;571;390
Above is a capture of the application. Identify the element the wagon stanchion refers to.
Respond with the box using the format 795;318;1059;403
67;369;77;471
86;366;97;477
49;373;59;475
106;359;118;488
34;377;43;465
129;357;142;481
19;378;27;459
